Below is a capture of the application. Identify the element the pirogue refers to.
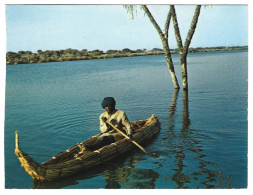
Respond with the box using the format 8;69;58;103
14;114;160;182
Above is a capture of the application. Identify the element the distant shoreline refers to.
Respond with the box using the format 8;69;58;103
6;46;248;65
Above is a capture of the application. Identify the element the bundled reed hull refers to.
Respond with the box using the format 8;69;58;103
14;114;160;182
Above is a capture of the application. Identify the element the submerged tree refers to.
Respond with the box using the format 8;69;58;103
124;5;202;90
170;5;201;89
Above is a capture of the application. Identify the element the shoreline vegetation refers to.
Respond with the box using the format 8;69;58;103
6;46;248;65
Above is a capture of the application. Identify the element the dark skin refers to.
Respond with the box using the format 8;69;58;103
101;106;116;123
104;106;116;116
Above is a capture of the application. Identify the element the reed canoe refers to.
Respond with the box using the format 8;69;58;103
14;114;160;182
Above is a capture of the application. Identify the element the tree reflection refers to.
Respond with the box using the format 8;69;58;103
181;89;190;131
168;89;179;131
168;89;231;189
102;155;160;189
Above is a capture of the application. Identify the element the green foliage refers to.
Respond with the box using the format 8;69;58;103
152;48;163;52
123;5;143;19
106;50;119;54
89;49;104;56
5;46;247;65
121;48;130;53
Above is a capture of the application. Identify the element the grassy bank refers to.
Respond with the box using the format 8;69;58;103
6;46;248;65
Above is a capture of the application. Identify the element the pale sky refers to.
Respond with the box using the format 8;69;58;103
5;4;248;53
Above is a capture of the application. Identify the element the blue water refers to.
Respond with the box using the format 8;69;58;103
5;51;248;189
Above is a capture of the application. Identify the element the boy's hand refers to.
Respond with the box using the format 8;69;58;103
101;117;107;122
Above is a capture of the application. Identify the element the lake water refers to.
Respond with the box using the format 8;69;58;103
5;51;248;189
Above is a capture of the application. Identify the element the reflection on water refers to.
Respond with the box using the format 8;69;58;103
33;151;159;189
34;89;231;189
103;156;159;189
32;153;132;189
168;89;231;189
7;51;247;189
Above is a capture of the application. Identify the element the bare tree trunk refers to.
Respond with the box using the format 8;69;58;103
142;5;180;89
171;5;201;90
179;54;188;89
162;40;180;89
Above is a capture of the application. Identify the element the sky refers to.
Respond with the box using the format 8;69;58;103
5;4;248;53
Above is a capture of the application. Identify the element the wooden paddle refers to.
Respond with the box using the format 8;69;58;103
106;121;158;157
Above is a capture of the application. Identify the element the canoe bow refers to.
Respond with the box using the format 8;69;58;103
15;131;46;181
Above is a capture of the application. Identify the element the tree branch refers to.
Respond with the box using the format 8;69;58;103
184;5;201;51
141;5;165;41
164;6;172;41
170;5;184;53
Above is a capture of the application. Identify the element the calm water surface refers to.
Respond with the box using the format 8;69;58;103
5;51;248;189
